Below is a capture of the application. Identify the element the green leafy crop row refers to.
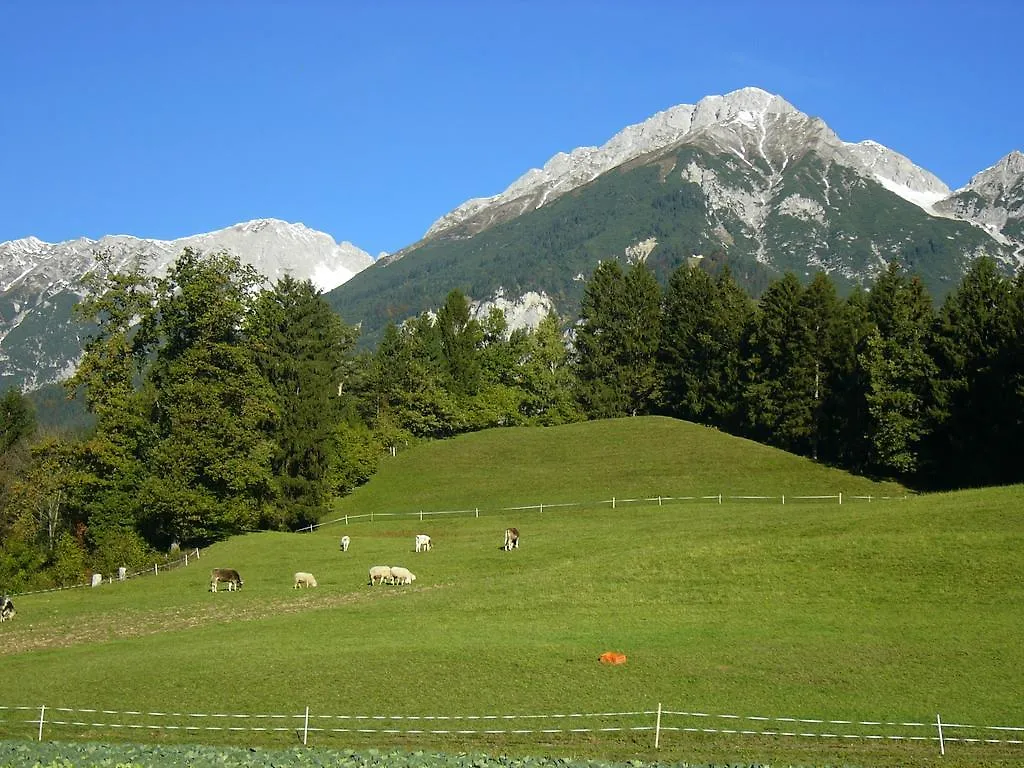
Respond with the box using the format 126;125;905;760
0;741;764;768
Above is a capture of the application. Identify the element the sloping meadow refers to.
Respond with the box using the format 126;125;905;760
1;418;1021;768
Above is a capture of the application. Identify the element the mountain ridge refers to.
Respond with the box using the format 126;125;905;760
328;88;1022;349
419;87;975;248
0;218;374;390
3;87;1023;392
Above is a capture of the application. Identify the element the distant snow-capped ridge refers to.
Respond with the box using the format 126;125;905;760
424;86;962;238
0;218;374;295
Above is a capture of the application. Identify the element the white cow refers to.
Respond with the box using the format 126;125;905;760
339;535;351;552
90;573;103;587
503;527;520;551
293;571;318;588
415;534;432;553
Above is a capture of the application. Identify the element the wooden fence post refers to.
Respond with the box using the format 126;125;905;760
654;702;662;749
37;705;45;741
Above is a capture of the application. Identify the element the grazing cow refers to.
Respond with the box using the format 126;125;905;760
414;534;432;553
503;527;520;551
339;535;351;552
293;571;318;588
0;595;14;622
368;565;392;586
90;573;103;587
389;566;416;585
210;568;243;592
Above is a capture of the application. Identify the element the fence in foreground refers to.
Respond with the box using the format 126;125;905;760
298;491;908;531
2;703;1020;756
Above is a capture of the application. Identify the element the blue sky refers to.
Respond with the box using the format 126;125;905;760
2;1;1021;257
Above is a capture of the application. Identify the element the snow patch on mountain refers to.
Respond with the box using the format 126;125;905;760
842;139;950;211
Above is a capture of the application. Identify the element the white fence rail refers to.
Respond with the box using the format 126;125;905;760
10;548;204;598
2;703;1020;755
298;491;908;531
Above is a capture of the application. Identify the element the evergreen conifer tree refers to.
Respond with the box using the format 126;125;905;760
250;276;358;528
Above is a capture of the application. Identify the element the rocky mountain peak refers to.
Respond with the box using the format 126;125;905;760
961;150;1024;193
421;87;965;243
933;151;1024;241
422;88;806;242
689;86;797;130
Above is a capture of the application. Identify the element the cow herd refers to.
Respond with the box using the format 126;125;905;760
0;527;523;624
210;527;520;596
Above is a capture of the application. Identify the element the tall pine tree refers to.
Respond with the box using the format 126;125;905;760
741;273;819;454
574;260;661;418
658;264;751;429
860;263;938;479
250;276;358;528
928;257;1019;487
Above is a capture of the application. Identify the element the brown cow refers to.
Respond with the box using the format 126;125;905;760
503;527;519;551
210;568;243;592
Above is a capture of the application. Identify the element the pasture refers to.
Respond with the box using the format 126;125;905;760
1;417;1022;768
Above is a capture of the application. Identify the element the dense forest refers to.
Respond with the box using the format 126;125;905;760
2;247;1022;591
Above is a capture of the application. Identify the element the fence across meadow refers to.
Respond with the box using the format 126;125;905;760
298;490;909;531
1;702;1019;756
9;547;204;598
9;490;906;595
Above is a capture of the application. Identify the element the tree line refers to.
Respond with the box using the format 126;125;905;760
2;248;1021;590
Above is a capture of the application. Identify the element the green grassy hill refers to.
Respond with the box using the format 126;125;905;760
1;418;1021;768
332;416;906;516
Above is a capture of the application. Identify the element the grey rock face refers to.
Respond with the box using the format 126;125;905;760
935;151;1024;240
